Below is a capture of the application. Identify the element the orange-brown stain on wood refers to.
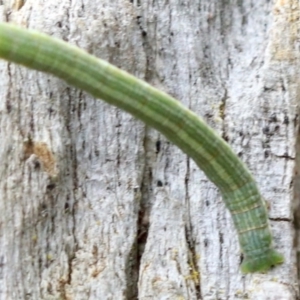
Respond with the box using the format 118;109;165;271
91;268;101;278
272;0;300;61
13;0;25;10
23;139;58;177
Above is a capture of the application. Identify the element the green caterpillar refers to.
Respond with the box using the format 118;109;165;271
0;22;283;273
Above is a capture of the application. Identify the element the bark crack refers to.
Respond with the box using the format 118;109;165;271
269;217;292;222
185;156;202;298
219;86;228;142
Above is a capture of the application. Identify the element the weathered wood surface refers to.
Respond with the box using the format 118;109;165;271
0;0;299;299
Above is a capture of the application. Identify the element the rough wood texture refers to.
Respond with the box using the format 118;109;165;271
0;0;299;299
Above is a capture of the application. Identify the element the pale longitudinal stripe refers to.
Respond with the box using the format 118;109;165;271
0;22;283;273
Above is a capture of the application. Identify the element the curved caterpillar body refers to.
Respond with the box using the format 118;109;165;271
0;22;283;273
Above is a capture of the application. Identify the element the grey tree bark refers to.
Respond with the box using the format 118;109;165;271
0;0;299;299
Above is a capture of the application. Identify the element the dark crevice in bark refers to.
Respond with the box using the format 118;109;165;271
185;156;202;299
134;3;159;296
58;88;79;296
59;253;75;300
274;154;295;160
220;86;228;142
136;128;153;268
125;236;139;300
185;228;202;299
5;63;12;113
115;108;122;187
135;6;158;84
269;217;292;223
124;122;142;300
131;129;154;299
293;123;300;292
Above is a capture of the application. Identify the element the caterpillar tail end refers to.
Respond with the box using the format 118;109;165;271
241;249;284;274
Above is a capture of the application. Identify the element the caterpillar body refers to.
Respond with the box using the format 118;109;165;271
0;22;283;273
